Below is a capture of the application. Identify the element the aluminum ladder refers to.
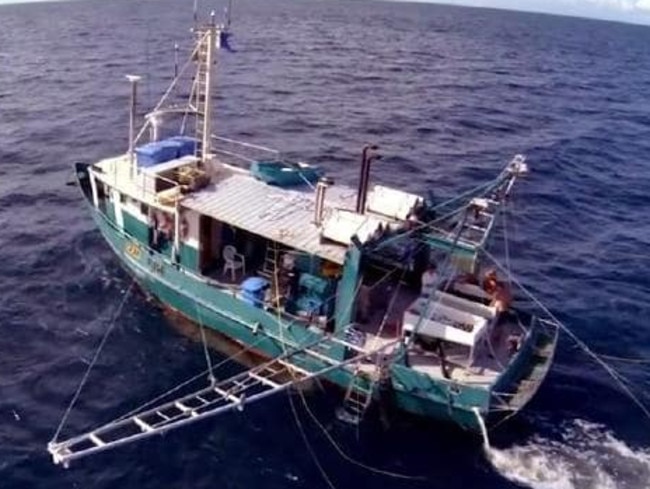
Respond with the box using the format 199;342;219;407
48;335;398;467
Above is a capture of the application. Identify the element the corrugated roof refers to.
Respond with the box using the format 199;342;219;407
182;172;363;264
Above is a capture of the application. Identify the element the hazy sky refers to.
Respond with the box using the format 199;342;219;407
1;0;649;24
399;0;650;23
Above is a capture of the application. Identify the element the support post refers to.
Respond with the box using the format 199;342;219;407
174;202;181;263
126;75;141;180
201;14;216;165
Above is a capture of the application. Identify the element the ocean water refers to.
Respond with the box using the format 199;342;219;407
1;0;650;488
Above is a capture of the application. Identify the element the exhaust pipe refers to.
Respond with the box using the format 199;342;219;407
314;177;332;226
355;144;380;214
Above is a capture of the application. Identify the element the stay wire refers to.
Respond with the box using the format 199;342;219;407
272;257;339;489
272;254;425;481
502;201;512;287
370;164;515;252
194;300;215;384
51;279;137;443
481;247;650;424
113;333;269;423
595;354;650;365
287;382;338;489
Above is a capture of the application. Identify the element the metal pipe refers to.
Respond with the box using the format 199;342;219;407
314;177;331;226
359;151;381;215
355;146;369;213
174;42;179;79
356;144;378;213
201;16;216;164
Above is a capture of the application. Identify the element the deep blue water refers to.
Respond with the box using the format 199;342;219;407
1;0;650;487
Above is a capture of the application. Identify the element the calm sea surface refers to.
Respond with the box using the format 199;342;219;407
1;0;650;488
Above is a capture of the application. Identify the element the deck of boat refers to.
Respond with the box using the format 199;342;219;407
346;283;526;386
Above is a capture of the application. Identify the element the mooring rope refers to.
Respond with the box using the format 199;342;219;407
51;278;137;443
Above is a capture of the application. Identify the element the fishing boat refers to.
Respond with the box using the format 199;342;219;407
48;10;558;467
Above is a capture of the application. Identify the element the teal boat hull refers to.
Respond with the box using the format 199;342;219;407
75;162;555;433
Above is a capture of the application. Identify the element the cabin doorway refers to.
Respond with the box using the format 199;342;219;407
199;215;222;273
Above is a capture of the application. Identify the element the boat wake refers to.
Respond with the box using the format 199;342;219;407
485;419;650;489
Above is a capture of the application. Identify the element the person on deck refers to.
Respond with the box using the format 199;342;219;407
420;263;438;296
482;269;512;313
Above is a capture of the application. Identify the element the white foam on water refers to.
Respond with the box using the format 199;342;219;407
484;419;650;489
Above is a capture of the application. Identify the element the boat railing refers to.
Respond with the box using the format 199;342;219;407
211;135;281;168
192;271;316;327
137;170;185;208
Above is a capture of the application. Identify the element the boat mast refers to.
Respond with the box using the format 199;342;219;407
194;12;218;166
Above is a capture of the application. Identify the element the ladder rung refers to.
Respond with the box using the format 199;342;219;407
345;404;363;416
249;372;281;388
133;416;154;432
350;389;369;400
354;381;373;394
232;380;247;389
464;224;487;232
261;366;281;376
89;433;105;447
328;336;366;353
155;410;171;421
214;386;242;404
277;359;310;377
175;402;190;413
346;397;366;408
304;348;337;365
334;337;368;352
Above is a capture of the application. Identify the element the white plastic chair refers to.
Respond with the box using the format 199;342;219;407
223;245;245;281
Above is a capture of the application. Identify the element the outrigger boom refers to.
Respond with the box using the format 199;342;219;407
48;335;399;467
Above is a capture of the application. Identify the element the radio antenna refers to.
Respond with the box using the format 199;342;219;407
226;0;233;28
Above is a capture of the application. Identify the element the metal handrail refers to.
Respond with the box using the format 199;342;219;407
136;170;184;208
211;135;282;168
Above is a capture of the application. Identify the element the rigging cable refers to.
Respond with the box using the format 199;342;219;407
366;163;515;253
194;300;216;384
50;278;137;443
272;254;339;489
271;253;426;480
502;197;512;287
481;247;650;424
590;354;650;365
113;332;270;423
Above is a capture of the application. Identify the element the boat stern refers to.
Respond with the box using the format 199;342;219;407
488;314;559;423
